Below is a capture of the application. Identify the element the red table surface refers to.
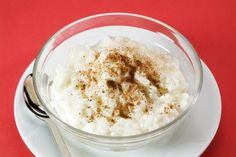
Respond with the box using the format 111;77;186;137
0;0;235;156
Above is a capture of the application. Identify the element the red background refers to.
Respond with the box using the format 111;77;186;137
0;0;235;156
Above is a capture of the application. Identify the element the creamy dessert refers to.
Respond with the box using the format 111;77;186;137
50;36;189;136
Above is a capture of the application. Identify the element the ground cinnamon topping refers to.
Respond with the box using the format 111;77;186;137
112;102;135;119
106;80;118;89
75;47;168;122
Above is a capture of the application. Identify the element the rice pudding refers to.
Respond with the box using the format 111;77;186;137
50;36;189;136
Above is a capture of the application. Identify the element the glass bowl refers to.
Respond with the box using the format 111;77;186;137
33;13;203;151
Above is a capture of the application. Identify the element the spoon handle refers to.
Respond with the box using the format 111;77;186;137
45;118;71;157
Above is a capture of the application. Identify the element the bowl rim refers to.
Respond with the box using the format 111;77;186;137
33;12;203;140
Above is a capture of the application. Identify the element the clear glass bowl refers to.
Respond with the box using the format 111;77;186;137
33;13;203;151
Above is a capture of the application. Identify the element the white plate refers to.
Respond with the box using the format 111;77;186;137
14;60;221;157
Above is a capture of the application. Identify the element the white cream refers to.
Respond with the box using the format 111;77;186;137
50;36;189;136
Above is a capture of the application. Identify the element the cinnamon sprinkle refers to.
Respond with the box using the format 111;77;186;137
75;47;169;122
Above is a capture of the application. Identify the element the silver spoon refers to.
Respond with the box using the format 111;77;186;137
23;74;71;157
